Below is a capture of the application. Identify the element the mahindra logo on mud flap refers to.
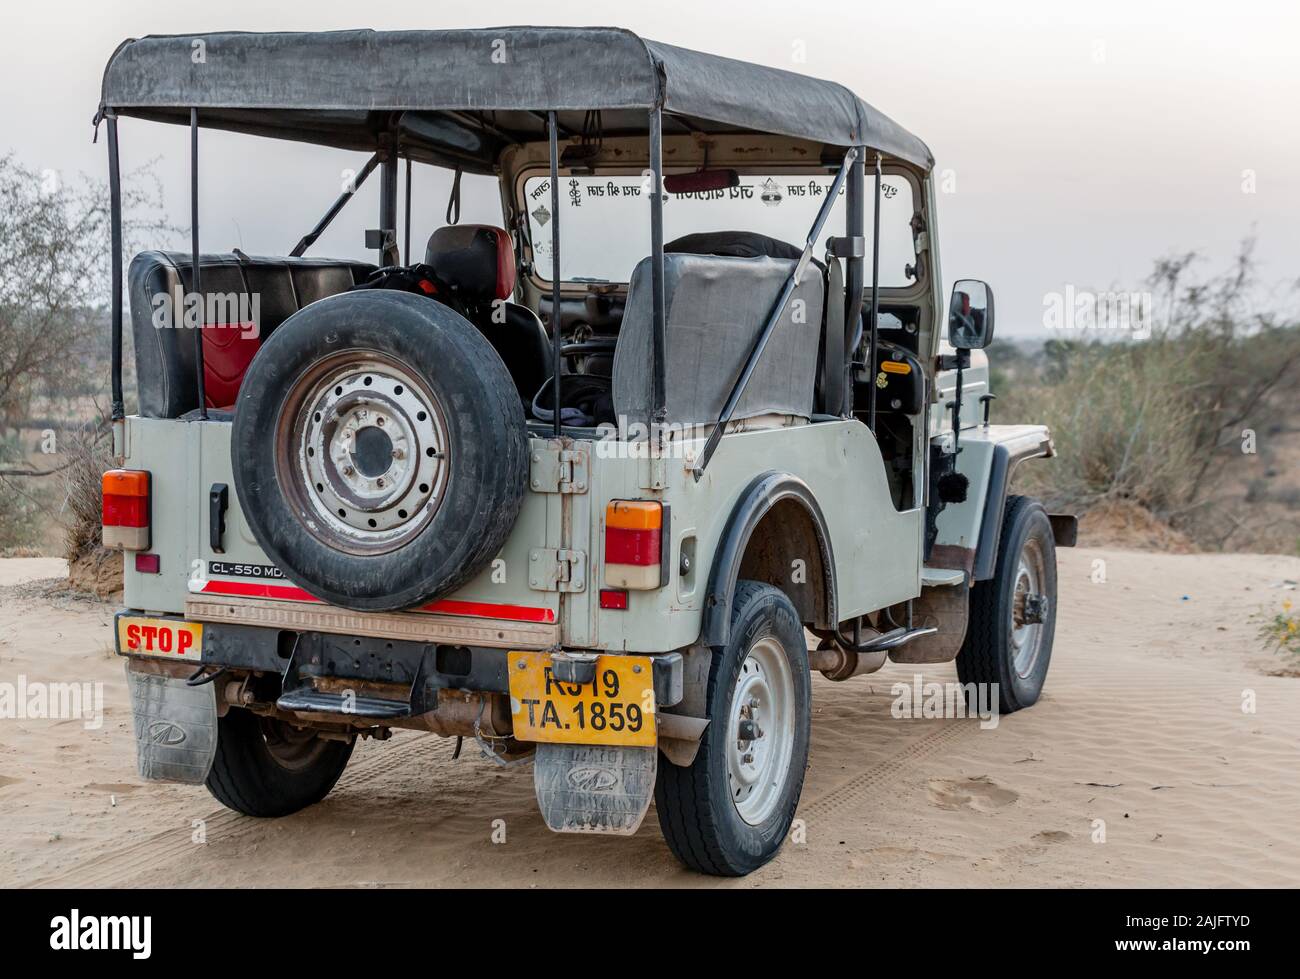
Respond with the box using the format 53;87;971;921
145;720;187;745
567;766;620;792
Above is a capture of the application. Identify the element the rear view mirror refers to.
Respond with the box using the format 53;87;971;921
948;279;995;349
663;169;740;195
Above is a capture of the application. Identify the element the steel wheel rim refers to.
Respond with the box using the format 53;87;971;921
1010;536;1047;679
276;352;450;555
726;635;795;826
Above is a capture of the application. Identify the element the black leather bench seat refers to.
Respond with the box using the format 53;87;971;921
128;251;374;418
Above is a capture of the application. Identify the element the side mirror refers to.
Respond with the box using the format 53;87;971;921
948;279;995;350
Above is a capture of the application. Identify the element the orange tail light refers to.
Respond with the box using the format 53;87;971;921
605;500;665;591
102;469;150;550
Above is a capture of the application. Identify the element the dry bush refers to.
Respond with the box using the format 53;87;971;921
1002;241;1300;550
60;417;112;560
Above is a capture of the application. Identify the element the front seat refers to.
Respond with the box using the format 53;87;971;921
425;224;551;406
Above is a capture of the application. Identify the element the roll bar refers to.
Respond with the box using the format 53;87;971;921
690;147;862;480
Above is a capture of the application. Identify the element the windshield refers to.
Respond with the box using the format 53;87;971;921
523;172;917;286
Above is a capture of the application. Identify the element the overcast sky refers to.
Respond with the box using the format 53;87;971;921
3;0;1297;336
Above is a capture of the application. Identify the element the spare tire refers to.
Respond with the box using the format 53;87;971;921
230;290;527;612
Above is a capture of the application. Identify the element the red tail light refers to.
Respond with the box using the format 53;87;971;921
102;469;150;551
605;500;664;590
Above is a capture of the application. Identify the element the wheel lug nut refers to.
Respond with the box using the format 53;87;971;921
742;753;754;764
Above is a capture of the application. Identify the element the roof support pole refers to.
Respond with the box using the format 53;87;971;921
648;108;667;435
403;156;413;265
190;108;209;420
867;152;883;433
547;111;563;438
379;149;398;266
106;114;124;425
842;145;866;417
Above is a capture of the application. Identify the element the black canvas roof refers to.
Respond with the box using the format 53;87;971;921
99;27;934;172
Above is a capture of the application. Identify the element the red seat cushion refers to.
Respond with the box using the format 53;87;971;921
201;320;260;410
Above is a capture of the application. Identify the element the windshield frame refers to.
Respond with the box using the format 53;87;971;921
510;159;925;296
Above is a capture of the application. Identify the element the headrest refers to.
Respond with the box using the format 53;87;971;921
424;225;515;303
665;230;802;262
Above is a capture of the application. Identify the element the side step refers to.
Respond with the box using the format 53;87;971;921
276;687;412;719
838;624;938;654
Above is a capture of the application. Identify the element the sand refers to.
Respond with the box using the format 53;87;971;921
1;548;1298;888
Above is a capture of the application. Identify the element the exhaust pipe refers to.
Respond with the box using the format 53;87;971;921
808;637;889;681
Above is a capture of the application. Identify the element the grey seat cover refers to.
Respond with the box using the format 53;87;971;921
612;253;824;427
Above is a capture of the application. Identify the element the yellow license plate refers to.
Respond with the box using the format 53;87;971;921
508;652;656;746
116;616;203;661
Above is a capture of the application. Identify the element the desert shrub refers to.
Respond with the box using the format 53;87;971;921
1257;599;1300;665
60;417;112;561
1001;240;1300;545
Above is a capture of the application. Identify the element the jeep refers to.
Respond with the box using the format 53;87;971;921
97;26;1072;876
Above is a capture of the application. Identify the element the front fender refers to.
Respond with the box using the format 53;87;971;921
932;425;1055;581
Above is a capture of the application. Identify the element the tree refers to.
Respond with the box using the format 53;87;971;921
0;153;171;430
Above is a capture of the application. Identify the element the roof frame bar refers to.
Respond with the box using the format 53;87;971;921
290;151;382;257
547;111;563;437
190;108;209;420
106;113;124;425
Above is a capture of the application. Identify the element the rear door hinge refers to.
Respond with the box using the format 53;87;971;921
529;548;587;593
530;442;589;494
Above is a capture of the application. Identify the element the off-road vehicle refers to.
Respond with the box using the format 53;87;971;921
98;27;1073;876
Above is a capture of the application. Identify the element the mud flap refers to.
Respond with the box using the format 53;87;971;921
534;743;657;835
125;666;218;784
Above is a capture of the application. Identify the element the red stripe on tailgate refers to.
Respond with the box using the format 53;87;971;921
200;579;555;623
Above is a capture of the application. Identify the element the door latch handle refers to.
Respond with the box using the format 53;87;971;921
210;483;228;554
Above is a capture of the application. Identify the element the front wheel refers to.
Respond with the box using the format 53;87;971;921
655;580;811;876
957;494;1058;713
205;708;354;817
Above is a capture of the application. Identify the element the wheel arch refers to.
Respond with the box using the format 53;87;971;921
700;472;837;649
972;442;1053;581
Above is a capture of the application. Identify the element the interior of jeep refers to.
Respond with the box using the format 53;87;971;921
128;203;927;515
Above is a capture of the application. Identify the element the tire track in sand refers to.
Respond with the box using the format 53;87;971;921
22;732;441;888
799;721;966;822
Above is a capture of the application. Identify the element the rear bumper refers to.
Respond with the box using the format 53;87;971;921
115;612;685;711
185;589;559;651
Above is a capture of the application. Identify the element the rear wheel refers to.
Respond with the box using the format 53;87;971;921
205;708;353;817
655;580;811;876
957;494;1057;713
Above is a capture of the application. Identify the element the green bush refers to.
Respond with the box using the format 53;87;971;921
1000;242;1300;542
